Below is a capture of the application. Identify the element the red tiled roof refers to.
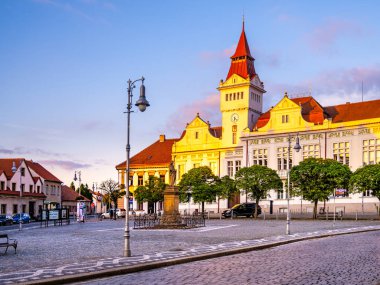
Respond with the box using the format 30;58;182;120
61;185;90;202
324;100;380;123
227;24;256;80
0;158;24;179
210;126;222;138
255;97;380;130
26;161;62;183
116;138;179;169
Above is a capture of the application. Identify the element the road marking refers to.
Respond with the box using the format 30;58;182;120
96;227;125;232
194;225;237;232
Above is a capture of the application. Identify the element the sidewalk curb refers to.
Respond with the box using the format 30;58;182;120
20;227;380;285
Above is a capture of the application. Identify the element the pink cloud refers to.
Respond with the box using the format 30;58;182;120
38;160;91;171
307;19;363;54
199;45;236;63
165;93;221;135
266;65;380;108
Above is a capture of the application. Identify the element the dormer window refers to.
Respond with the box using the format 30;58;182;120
195;132;199;139
21;167;25;176
282;115;289;124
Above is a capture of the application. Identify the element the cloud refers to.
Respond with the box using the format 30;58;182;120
38;160;91;171
199;45;236;63
266;65;380;108
32;0;93;21
0;146;64;157
165;93;221;135
306;19;363;54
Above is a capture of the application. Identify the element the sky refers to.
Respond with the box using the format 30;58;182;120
1;0;380;187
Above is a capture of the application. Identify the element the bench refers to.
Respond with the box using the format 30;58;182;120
0;234;17;254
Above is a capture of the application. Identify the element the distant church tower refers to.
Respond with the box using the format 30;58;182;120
218;21;266;147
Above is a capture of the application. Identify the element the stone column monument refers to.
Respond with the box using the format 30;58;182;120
160;161;183;227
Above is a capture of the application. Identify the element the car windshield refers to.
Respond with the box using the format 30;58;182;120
231;204;241;209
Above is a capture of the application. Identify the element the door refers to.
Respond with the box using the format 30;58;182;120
148;202;154;214
29;201;35;219
228;193;240;208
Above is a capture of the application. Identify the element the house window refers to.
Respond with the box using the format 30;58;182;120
177;165;183;180
225;94;228;101
230;94;232;100
0;181;4;190
137;202;143;211
232;132;237;144
227;161;234;177
281;115;289;124
160;175;165;182
333;142;350;165
277;147;292;170
252;149;268;166
193;163;200;168
1;204;6;214
37;186;40;193
235;160;241;173
209;162;217;175
363;139;380;165
29;185;33;193
195;132;199;139
21;184;25;193
22;205;26;213
277;189;284;199
21;167;25;176
12;183;16;191
241;92;243;99
138;176;144;186
302;144;320;159
13;204;18;214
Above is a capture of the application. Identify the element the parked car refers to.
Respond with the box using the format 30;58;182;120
100;209;126;219
0;215;13;226
12;213;31;224
222;203;262;218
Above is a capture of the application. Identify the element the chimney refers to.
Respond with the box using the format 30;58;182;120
159;134;165;142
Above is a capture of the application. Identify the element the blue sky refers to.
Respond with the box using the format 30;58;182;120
1;0;380;187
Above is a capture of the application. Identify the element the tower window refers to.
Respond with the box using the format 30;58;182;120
241;92;243;99
230;94;232;101
225;94;228;101
195;132;199;139
232;132;237;144
233;93;236;100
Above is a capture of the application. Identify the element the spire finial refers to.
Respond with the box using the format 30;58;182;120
242;12;245;30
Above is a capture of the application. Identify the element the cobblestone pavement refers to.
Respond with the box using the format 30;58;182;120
75;231;380;285
0;219;379;285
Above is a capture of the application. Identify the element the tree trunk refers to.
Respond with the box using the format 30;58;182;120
313;200;318;219
254;198;260;219
201;202;205;215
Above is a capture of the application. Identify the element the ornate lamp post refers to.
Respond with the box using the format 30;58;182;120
286;133;301;235
11;161;23;231
124;77;150;257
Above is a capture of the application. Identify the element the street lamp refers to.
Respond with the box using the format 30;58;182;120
286;133;301;235
73;171;82;197
11;161;23;231
124;77;150;257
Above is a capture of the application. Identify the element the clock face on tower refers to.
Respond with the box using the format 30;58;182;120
231;113;239;123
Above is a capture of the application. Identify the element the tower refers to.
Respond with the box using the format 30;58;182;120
218;22;266;147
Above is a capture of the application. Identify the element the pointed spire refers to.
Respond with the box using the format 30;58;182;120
226;21;256;80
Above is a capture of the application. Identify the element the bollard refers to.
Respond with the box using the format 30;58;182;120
220;212;222;220
231;209;233;220
356;211;358;221
208;212;210;220
263;211;266;220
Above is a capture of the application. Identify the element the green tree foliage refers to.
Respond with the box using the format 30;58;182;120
70;181;75;191
235;165;282;218
349;164;380;213
133;176;166;213
178;166;219;213
290;158;351;219
99;179;125;211
79;184;93;201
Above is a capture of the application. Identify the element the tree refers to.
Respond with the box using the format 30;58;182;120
235;165;282;218
79;184;93;201
134;176;166;213
216;176;239;213
70;181;76;191
178;166;219;213
99;179;125;214
290;158;351;219
349;164;380;215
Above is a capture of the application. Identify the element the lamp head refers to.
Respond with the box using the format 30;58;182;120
74;171;77;181
294;137;301;152
135;82;150;112
11;161;17;173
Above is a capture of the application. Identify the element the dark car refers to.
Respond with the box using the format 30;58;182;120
12;213;31;224
222;203;262;218
0;215;13;226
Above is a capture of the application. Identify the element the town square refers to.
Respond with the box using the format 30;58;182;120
1;1;380;284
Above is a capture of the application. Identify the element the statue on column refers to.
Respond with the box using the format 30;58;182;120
169;161;176;186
